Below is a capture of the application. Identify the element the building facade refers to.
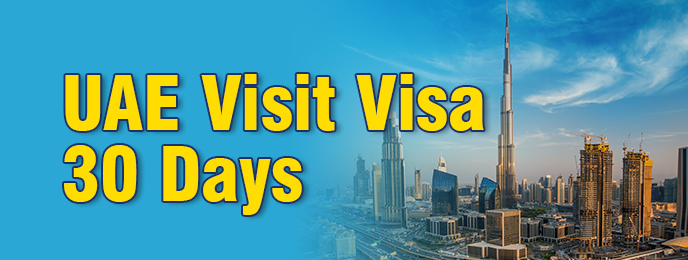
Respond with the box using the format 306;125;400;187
414;169;422;200
422;182;431;201
521;218;540;242
479;177;501;213
334;229;356;259
372;162;383;222
468;208;526;260
432;169;459;216
486;209;521;246
426;216;461;239
438;155;447;172
354;155;370;203
666;177;678;203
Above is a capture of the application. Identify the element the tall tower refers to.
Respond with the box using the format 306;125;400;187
568;174;574;203
622;148;653;245
353;155;370;203
556;174;564;204
438;155;447;172
578;137;613;247
414;169;422;200
475;173;480;196
497;1;518;209
372;162;383;222
381;111;407;227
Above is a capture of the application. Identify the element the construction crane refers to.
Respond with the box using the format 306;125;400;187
573;155;580;176
639;132;643;152
626;215;641;252
566;132;607;145
623;132;631;153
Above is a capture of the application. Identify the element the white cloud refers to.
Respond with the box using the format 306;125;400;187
523;54;621;111
524;15;688;112
513;43;558;74
342;44;480;84
421;57;456;72
513;0;544;20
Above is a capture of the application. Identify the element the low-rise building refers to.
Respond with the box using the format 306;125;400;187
541;222;575;243
426;216;461;240
651;222;677;240
467;242;527;260
458;211;486;231
521;218;540;242
334;229;356;259
468;209;526;260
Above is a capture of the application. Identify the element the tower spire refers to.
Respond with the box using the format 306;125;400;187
498;0;517;209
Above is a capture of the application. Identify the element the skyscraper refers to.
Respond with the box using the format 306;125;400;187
422;182;432;201
544;188;552;204
438;155;447;172
611;180;619;201
334;229;356;259
579;138;613;247
532;183;541;203
544;175;552;189
432;169;459;216
555;174;564;204
479;177;501;213
573;177;580;222
475;173;480;196
414;169;422;200
666;177;678;203
353;155;370;203
496;6;518;209
372;162;383;222
568;174;574;204
381;111;407;227
676;147;688;237
622;149;653;245
521;179;528;203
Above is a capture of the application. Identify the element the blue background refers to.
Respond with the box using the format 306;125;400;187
3;0;688;258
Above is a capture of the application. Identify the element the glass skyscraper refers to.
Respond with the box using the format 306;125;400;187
479;177;501;213
432;169;459;216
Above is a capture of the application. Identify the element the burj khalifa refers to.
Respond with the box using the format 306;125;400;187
497;3;519;209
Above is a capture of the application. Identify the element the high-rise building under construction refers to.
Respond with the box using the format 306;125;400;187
578;135;613;247
622;148;653;245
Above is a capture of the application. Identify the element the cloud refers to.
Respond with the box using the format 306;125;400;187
342;44;480;84
421;57;456;72
524;54;621;111
513;43;558;74
524;14;688;112
513;0;544;21
644;131;688;140
537;141;579;147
